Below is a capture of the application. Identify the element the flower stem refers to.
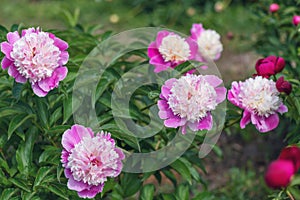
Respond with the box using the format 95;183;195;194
287;190;295;200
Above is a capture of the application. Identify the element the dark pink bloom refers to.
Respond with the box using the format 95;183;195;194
190;23;223;61
254;56;285;78
228;76;288;132
148;31;198;73
158;74;226;134
265;159;295;189
0;27;69;97
269;3;280;13
279;145;300;172
61;125;124;198
293;15;300;26
276;76;292;95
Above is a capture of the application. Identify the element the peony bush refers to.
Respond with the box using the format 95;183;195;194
0;0;299;199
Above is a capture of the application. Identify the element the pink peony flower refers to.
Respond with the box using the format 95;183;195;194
148;31;198;73
228;76;288;132
269;3;280;13
293;15;300;26
279;145;300;172
190;23;223;61
265;159;295;189
61;125;125;198
158;74;226;134
276;76;292;95
1;27;69;97
254;56;285;78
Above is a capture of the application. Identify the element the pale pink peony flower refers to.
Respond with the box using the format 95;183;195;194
61;125;125;199
158;74;226;134
190;23;223;61
148;31;198;73
1;27;69;97
228;76;288;132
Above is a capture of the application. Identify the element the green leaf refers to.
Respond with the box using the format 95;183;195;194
162;194;175;200
289;187;300;200
140;184;155;200
12;81;23;100
39;146;61;165
33;166;54;189
46;125;70;135
170;159;192;185
121;173;142;197
63;95;72;124
0;168;11;186
8;113;35;139
175;184;189;200
290;175;300;186
46;183;69;200
9;177;31;192
15;127;38;176
34;98;49;128
0;188;19;200
49;107;62;126
0;107;24;118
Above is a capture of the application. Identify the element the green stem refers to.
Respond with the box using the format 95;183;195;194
287;190;295;200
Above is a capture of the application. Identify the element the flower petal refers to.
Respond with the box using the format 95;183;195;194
1;42;13;59
164;116;186;128
7;31;20;44
240;110;251;129
204;75;223;87
228;81;242;107
78;184;104;199
251;113;279;133
147;42;159;58
61;125;94;151
190;23;204;40
215;87;227;103
59;51;69;65
197;112;213;130
156;31;170;47
277;103;288;114
53;37;69;51
1;57;13;70
31;83;48;97
67;175;89;192
150;55;170;73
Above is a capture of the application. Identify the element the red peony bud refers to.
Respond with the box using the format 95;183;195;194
293;15;300;26
279;145;300;172
276;76;292;95
254;56;285;78
269;3;280;13
265;159;295;189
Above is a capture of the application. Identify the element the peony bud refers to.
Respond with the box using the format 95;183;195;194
269;3;280;13
265;159;295;189
279;145;300;172
254;56;285;78
276;76;292;95
293;15;300;26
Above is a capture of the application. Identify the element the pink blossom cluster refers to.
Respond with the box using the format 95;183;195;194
148;25;226;133
61;125;124;198
268;3;300;26
228;55;291;132
148;23;223;73
1;27;69;97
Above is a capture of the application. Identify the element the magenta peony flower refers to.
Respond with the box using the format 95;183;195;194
148;31;198;73
1;27;69;97
265;159;295;189
228;76;288;132
276;76;292;95
254;56;285;78
293;15;300;26
279;145;300;172
190;23;223;61
269;3;280;13
158;74;226;134
61;125;125;198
